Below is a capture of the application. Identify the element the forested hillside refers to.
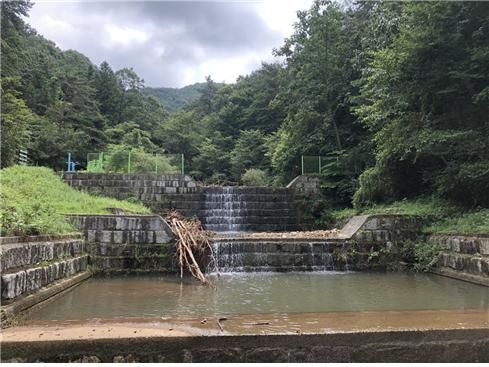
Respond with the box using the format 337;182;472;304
143;82;224;112
1;0;488;211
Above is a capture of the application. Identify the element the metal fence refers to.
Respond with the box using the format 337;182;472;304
301;155;335;175
87;151;184;174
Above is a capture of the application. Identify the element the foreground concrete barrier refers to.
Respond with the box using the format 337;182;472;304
2;328;488;362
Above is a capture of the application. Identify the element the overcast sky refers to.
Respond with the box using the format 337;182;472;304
27;0;312;88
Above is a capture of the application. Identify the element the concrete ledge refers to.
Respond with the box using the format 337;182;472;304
2;328;488;362
432;268;489;287
0;234;82;246
1;271;91;323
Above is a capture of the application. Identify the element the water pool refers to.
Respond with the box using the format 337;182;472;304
26;272;489;321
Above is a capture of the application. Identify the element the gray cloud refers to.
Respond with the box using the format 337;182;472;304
28;1;292;87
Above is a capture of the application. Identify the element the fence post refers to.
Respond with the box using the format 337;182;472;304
318;156;321;174
181;153;184;175
301;155;304;175
155;154;158;175
127;151;131;173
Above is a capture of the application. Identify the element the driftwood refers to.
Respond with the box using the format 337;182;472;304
165;210;214;285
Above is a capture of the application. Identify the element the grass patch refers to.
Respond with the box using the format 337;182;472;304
358;198;458;218
1;165;150;236
425;208;489;234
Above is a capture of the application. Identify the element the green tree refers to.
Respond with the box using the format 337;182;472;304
0;78;36;167
230;130;270;180
354;1;489;207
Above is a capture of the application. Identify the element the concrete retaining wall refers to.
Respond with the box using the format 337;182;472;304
0;236;89;302
69;215;177;273
286;175;321;196
431;234;489;286
2;329;488;362
63;173;309;231
1;256;89;300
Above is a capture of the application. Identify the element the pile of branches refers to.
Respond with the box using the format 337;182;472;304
165;210;213;285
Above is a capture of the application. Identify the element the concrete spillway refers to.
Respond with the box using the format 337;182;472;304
202;186;298;232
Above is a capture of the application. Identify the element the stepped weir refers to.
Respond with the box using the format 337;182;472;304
202;186;298;232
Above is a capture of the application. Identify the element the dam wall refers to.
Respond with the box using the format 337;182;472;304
63;172;301;232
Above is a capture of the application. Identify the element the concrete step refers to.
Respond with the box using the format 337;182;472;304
1;255;89;300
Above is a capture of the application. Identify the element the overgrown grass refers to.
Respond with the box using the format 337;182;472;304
329;197;489;234
425;208;489;234
0;166;150;236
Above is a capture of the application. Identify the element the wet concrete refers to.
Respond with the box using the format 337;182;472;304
5;309;489;342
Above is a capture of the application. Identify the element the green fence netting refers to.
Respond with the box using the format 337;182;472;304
87;152;184;174
301;155;337;175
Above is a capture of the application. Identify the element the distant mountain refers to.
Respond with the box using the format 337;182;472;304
142;83;212;112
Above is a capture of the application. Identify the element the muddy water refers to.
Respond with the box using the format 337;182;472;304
25;272;489;322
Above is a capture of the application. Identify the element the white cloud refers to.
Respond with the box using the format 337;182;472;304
26;1;313;87
255;0;312;37
105;25;150;47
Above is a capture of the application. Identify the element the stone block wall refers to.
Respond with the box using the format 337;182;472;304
0;236;89;301
352;215;422;244
63;172;304;231
286;175;321;196
63;172;203;217
430;234;489;286
69;215;177;273
210;238;345;272
209;215;423;273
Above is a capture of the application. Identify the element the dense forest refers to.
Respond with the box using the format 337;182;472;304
1;0;488;210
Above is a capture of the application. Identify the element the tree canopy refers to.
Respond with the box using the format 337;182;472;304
1;0;488;209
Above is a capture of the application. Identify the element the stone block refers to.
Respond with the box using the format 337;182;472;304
113;231;123;244
1;271;26;299
165;187;177;194
479;238;489;256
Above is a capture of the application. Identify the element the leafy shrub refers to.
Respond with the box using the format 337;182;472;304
241;168;269;187
353;166;394;208
435;161;489;207
413;242;441;272
103;144;179;174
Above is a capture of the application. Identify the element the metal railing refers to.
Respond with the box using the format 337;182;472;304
87;151;184;174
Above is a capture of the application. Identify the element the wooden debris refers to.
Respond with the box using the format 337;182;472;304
216;319;224;332
243;321;270;326
165;210;214;285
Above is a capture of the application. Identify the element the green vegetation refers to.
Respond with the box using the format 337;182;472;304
425;209;489;235
241;169;270;187
328;198;489;235
1;1;488;234
413;242;442;272
0;166;149;236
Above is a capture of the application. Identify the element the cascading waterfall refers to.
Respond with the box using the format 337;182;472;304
208;240;341;274
202;186;340;273
202;186;297;233
204;187;245;232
